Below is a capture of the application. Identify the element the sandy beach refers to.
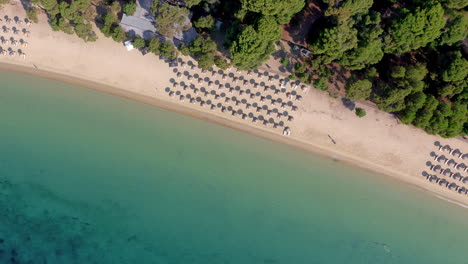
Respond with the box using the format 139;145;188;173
1;3;468;206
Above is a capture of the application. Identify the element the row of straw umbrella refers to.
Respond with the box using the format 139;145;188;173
424;173;468;195
167;89;291;129
167;88;294;123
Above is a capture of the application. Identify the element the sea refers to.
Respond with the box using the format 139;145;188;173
1;70;468;264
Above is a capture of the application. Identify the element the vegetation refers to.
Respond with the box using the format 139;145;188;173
152;2;190;38
123;1;137;16
33;0;466;138
26;7;40;24
355;108;366;118
230;16;282;70
132;36;146;49
194;15;215;30
303;0;468;137
36;0;97;42
346;79;372;100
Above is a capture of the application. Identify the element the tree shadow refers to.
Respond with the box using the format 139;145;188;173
341;98;355;111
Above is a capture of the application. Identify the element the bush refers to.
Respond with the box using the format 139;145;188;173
214;56;229;70
355;108;366;117
26;7;39;24
149;38;162;54
123;2;137;15
314;77;328;91
133;36;146;49
194;15;215;30
178;43;190;56
346;79;372;100
111;26;127;42
160;42;178;59
281;57;289;66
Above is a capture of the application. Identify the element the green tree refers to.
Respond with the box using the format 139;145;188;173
149;37;162;54
340;12;383;70
100;12;117;37
240;0;305;24
214;56;229;70
439;14;468;46
310;19;358;64
111;26;127;42
438;83;465;98
153;3;190;38
198;53;215;69
160;42;178;59
444;0;468;9
178;43;190;56
314;77;328;91
185;0;203;7
346;79;372;100
74;23;97;42
230;16;281;70
26;7;40;24
123;2;137;15
133;36;146;49
385;1;446;54
355;107;366;117
441;52;468;83
194;15;215;30
398;91;427;124
412;95;439;129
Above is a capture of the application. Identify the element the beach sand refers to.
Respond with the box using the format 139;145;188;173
1;3;467;206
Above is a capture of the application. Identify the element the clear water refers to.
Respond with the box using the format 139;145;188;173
1;70;467;263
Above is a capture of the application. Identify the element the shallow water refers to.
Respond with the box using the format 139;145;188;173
1;70;467;263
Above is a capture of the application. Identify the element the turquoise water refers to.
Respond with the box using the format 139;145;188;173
1;70;468;263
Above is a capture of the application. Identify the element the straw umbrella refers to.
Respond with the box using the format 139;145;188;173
291;106;298;112
190;98;196;104
288;116;294;122
169;91;175;97
252;117;258;123
179;95;185;102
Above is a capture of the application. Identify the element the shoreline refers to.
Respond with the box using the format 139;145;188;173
1;61;465;208
1;3;467;207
